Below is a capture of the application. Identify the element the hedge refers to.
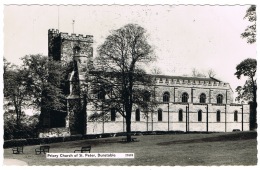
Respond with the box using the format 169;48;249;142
4;139;27;148
4;131;215;148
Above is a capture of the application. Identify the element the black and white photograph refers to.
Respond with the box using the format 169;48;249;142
2;0;258;167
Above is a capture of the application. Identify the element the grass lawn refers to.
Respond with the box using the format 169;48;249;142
4;131;257;166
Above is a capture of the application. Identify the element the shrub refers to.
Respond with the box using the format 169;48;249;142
63;134;82;142
4;139;27;148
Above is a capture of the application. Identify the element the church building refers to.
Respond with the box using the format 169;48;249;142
39;29;249;137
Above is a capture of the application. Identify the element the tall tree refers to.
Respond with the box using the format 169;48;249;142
235;58;257;129
90;24;156;141
4;58;29;126
241;5;256;44
21;54;67;128
238;5;257;130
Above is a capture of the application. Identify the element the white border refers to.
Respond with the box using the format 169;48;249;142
1;0;259;169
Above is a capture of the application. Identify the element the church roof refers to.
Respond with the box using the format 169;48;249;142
152;74;222;82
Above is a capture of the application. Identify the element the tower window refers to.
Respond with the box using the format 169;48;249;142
73;46;81;54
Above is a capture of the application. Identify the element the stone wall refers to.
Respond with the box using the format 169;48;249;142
86;103;250;134
155;84;233;104
39;128;70;138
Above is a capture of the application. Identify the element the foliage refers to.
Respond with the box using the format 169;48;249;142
234;58;257;129
234;58;257;80
241;5;256;44
4;55;67;136
4;58;30;125
21;54;67;112
234;58;257;104
4;111;40;140
239;6;257;129
90;24;157;141
235;80;255;103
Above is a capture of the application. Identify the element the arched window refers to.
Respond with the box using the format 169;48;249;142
158;109;163;121
143;91;151;102
200;93;206;103
234;111;238;122
97;89;105;100
111;108;116;121
217;94;223;104
198;110;202;122
216;110;221;122
136;109;140;121
182;92;189;103
179;109;183;122
73;46;81;54
163;92;170;103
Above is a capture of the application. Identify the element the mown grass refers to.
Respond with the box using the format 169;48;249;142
4;131;257;166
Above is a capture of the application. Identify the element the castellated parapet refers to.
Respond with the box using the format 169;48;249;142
48;29;94;65
48;29;93;42
154;76;230;89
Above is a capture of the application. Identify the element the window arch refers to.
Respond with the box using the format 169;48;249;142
73;46;81;54
198;110;202;122
182;92;189;103
158;109;163;121
179;109;183;122
200;93;206;103
163;92;170;103
217;94;223;104
136;109;140;121
234;110;238;122
216;110;221;122
111;108;116;121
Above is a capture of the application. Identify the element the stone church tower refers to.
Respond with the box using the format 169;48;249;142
39;29;93;137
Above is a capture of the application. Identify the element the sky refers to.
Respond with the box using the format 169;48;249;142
3;4;257;101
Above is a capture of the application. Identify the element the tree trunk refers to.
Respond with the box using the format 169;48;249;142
252;85;257;129
125;103;132;142
126;114;132;142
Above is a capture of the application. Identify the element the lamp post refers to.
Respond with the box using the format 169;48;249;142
186;106;188;132
102;101;104;134
186;103;189;132
153;86;158;132
168;102;170;131
241;101;244;131
206;104;208;132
